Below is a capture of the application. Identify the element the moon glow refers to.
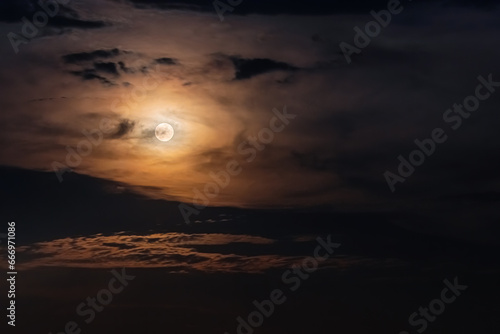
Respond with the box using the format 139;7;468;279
155;123;175;142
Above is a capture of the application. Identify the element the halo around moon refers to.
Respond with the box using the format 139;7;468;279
155;123;175;142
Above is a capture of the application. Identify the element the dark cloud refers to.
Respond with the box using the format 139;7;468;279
155;57;178;65
115;0;211;11
118;61;133;73
47;16;107;29
116;0;500;15
28;97;67;102
69;69;115;86
94;62;119;75
62;48;121;64
2;165;499;261
230;56;298;80
64;53;125;84
110;119;135;139
0;0;108;29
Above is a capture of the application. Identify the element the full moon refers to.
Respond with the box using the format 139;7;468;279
155;123;175;142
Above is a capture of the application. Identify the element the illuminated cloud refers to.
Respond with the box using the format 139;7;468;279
13;232;404;272
0;0;499;238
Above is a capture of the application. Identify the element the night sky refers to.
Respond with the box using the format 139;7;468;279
0;1;499;333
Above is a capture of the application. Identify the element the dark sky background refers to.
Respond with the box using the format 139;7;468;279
0;0;499;333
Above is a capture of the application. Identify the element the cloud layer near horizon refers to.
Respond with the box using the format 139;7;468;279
10;232;403;273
